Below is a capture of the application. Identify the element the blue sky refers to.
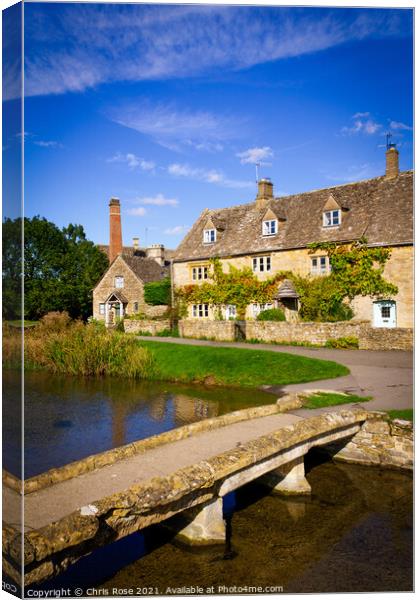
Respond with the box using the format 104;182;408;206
3;2;414;248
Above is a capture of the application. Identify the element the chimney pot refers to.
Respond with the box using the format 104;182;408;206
385;147;399;179
109;198;123;263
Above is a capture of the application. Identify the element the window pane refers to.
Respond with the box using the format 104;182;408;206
267;257;271;271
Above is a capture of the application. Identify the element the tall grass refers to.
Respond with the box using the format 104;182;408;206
3;312;155;379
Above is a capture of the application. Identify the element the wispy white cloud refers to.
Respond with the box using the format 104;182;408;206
107;152;155;171
324;162;378;183
107;103;239;152
164;225;190;235
341;112;382;135
132;193;179;207
33;140;63;148
23;4;411;98
168;162;253;189
126;207;147;217
389;120;412;131
237;146;273;165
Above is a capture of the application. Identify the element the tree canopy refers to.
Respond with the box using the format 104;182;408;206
2;216;109;321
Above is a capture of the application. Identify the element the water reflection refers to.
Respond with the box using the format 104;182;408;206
31;458;413;594
3;370;274;477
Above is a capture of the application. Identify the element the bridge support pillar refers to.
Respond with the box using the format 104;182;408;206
170;498;226;545
263;457;311;495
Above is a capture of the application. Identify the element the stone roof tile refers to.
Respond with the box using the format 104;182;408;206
173;171;413;262
122;256;170;283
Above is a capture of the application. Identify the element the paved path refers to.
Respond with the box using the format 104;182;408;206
138;336;413;411
5;413;303;532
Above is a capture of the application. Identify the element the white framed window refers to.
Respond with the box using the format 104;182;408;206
311;256;330;275
262;219;278;236
323;209;341;227
99;303;105;315
252;256;271;272
225;305;237;320
115;276;124;288
192;304;209;318
203;229;216;244
252;303;273;318
192;266;209;281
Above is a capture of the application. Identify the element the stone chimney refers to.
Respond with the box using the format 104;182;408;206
146;244;165;266
385;146;399;179
109;198;123;264
133;237;139;253
256;178;274;210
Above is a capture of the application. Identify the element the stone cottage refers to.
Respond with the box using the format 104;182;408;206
93;199;171;326
172;147;413;328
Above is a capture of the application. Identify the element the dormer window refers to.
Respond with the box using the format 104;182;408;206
203;228;216;244
262;219;278;236
323;209;341;227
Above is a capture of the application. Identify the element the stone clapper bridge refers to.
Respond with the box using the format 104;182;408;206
2;396;411;587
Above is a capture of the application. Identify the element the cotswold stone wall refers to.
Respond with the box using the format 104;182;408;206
179;320;236;341
143;305;168;318
124;319;171;335
178;319;413;350
329;417;413;470
245;320;363;345
358;327;413;351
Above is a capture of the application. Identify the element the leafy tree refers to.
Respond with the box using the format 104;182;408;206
144;277;171;305
2;217;23;320
2;216;108;321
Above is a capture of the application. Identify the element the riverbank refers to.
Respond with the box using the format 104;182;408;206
137;336;413;411
138;340;348;388
3;316;349;389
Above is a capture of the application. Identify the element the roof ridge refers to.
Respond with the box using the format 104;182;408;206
204;170;413;213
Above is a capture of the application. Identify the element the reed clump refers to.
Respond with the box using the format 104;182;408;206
3;312;155;379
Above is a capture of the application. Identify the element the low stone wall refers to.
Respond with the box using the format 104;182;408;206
179;319;236;341
327;416;413;470
245;320;363;346
358;326;413;351
124;319;171;335
143;305;168;318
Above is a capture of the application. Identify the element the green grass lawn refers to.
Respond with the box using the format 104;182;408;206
302;391;371;409
387;409;413;422
6;320;38;328
139;341;349;388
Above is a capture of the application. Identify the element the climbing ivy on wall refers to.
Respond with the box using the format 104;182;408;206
176;239;398;323
176;259;289;319
291;238;398;322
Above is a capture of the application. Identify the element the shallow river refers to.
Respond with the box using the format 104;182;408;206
37;455;412;594
4;371;412;593
3;370;274;477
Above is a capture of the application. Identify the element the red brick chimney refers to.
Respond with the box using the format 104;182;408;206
109;198;123;264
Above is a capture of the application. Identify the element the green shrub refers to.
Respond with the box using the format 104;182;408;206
257;308;286;322
324;336;359;349
3;312;155;378
144;277;171;306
